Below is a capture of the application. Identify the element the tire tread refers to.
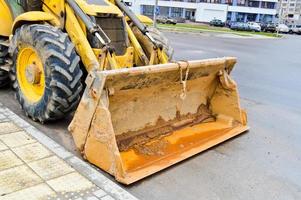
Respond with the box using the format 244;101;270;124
10;24;83;122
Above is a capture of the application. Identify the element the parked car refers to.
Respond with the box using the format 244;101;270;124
230;22;250;31
247;22;261;32
225;21;235;28
262;23;276;33
156;16;177;25
288;24;301;34
259;22;266;30
175;17;186;23
209;19;225;27
276;24;289;33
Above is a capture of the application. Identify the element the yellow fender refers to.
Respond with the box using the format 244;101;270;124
136;15;153;25
0;1;13;37
12;11;60;33
126;14;153;25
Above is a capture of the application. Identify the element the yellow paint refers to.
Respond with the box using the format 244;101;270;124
6;0;167;73
0;1;13;36
118;124;248;184
65;5;99;71
75;0;123;16
126;23;149;65
3;0;249;185
93;47;135;70
114;47;135;68
12;11;60;33
157;49;169;64
42;0;64;18
69;57;249;184
42;0;65;28
17;47;45;103
135;15;154;25
120;120;239;171
125;14;153;25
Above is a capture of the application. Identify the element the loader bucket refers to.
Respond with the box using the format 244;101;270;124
69;57;248;184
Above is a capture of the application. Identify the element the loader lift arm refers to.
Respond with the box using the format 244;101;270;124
66;0;111;47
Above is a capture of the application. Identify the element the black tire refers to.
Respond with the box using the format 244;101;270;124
0;69;9;88
9;24;83;122
0;43;10;88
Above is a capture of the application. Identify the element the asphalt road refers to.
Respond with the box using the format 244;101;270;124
0;32;301;200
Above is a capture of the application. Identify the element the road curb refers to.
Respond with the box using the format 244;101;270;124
0;103;138;200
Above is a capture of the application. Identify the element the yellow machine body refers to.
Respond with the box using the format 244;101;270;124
0;1;14;37
1;0;248;184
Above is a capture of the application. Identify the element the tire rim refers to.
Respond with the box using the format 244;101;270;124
17;47;45;103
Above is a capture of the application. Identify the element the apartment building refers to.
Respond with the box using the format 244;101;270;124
278;0;301;22
125;0;277;23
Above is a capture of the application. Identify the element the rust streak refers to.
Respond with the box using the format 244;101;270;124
116;104;215;152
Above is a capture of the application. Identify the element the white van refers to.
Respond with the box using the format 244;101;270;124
247;22;261;32
276;24;289;33
288;24;301;34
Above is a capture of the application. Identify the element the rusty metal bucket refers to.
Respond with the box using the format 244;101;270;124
68;57;248;184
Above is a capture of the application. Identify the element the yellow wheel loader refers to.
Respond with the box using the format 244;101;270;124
0;0;248;184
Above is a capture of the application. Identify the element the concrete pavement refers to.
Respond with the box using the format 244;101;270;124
0;103;137;200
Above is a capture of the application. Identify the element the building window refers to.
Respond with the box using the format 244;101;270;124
263;15;273;23
261;2;275;9
236;13;245;21
158;6;169;16
227;12;232;21
247;14;257;21
141;5;154;17
267;2;276;9
248;1;259;8
170;7;183;17
237;0;246;6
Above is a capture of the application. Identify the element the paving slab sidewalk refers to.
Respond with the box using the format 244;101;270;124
0;103;138;200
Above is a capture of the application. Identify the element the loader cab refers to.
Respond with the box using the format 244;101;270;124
78;0;130;56
88;15;129;55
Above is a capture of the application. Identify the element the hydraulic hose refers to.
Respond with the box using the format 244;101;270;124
65;0;111;45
